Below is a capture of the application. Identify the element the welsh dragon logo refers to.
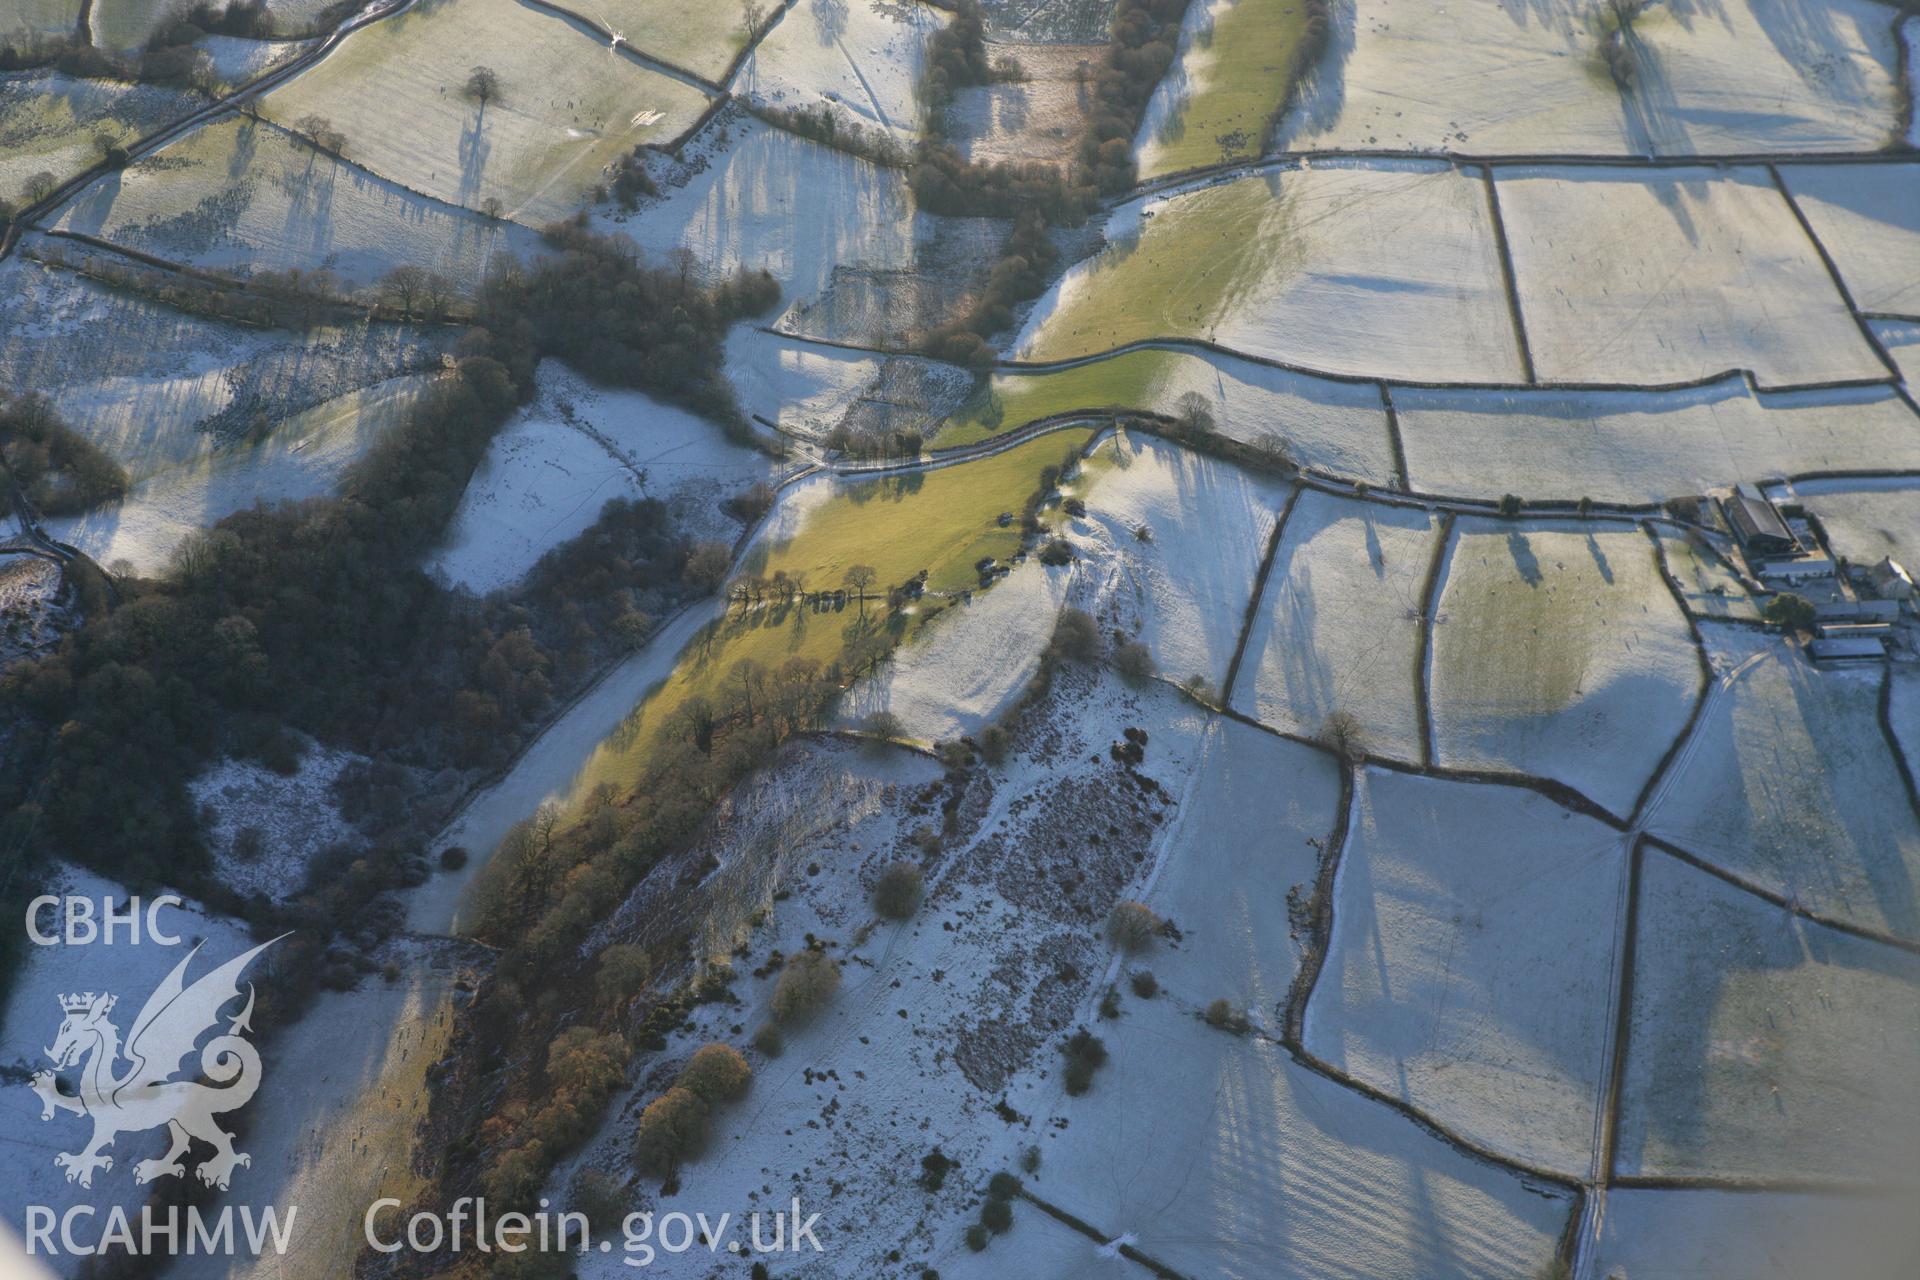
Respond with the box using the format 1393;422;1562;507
29;937;282;1190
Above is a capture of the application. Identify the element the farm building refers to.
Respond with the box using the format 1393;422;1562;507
1725;484;1796;556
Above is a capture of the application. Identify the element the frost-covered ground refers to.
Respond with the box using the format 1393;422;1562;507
558;671;1223;1277
52;117;549;292
1879;317;1920;386
1231;487;1435;759
1061;428;1292;691
726;328;970;444
1591;1186;1920;1280
0;71;206;208
1653;525;1764;623
1029;993;1571;1278
0;254;442;479
837;557;1071;741
1307;769;1624;1177
1016;161;1527;383
1396;380;1920;506
1496;165;1890;388
732;0;945;142
1643;624;1920;941
1616;849;1920;1182
1789;476;1920;570
1276;0;1634;155
950;40;1097;166
1780;162;1920;318
45;373;429;575
258;0;714;222
1429;518;1702;817
954;345;1397;482
1275;0;1904;156
429;360;769;593
1620;0;1905;155
189;745;367;904
606;119;919;311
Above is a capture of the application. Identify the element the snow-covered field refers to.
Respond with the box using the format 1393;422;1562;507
1643;625;1920;942
429;361;769;593
0;71;206;208
1016;161;1527;384
1591;1186;1920;1280
555;672;1223;1277
732;0;945;142
593;0;757;81
606;119;918;311
1428;518;1703;817
1395;380;1920;506
1879;317;1920;385
1616;848;1920;1182
45;373;429;575
1621;0;1905;155
258;0;714;222
1062;429;1293;691
1790;477;1920;570
194;34;313;88
1307;768;1625;1176
1276;0;1633;155
1653;525;1765;623
1780;162;1920;318
837;557;1071;742
951;40;1098;166
725;328;970;444
1137;716;1339;1015
1495;165;1891;388
1275;0;1904;156
1230;487;1436;760
52;117;548;292
0;255;441;479
956;344;1398;483
1031;994;1572;1278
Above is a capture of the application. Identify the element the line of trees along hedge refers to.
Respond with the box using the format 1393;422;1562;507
0;225;777;1006
397;450;1081;1261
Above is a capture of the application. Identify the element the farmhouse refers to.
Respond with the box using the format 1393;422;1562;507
1869;556;1915;602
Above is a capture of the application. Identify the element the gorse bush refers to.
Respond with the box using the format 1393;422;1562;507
873;860;926;919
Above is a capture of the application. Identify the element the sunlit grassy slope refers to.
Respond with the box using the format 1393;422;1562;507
938;349;1182;447
569;428;1093;799
1138;0;1316;178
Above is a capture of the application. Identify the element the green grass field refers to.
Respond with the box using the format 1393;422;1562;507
258;0;712;222
1139;0;1317;179
935;349;1184;447
593;0;757;80
568;428;1093;799
1021;176;1284;362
